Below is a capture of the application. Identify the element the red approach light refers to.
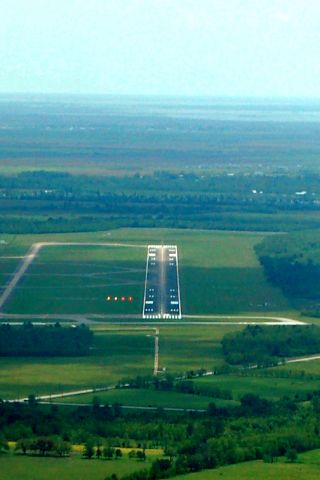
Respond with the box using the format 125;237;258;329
128;296;133;302
121;296;126;302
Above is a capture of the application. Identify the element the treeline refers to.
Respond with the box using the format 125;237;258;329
0;323;93;356
3;211;320;235
3;171;320;233
3;393;320;480
15;436;71;457
222;325;320;365
255;230;320;313
3;170;320;196
118;374;233;401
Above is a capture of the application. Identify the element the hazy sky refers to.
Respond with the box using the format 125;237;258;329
1;0;320;97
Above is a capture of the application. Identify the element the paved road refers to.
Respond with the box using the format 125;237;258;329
143;245;181;319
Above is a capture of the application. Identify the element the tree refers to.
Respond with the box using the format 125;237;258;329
103;446;115;460
150;458;172;478
136;450;146;461
174;455;189;475
164;446;177;462
0;435;9;453
96;446;102;459
32;437;54;456
15;438;32;455
115;448;122;459
286;448;298;463
83;440;95;459
54;439;71;457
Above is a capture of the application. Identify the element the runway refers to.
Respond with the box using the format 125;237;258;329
142;245;182;319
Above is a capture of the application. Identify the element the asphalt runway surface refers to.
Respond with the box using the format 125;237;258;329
143;245;181;319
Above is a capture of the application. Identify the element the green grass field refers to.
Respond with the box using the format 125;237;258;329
55;389;236;409
0;330;154;399
0;228;295;317
176;449;320;479
0;453;152;480
55;387;236;409
0;325;239;400
194;373;320;401
275;359;320;377
2;448;320;480
3;244;146;315
177;461;320;480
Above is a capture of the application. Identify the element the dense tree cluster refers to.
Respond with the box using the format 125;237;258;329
2;171;320;234
222;325;320;365
2;388;320;478
256;230;320;301
0;323;93;356
15;436;71;457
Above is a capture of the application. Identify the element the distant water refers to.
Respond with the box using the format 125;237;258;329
1;94;320;123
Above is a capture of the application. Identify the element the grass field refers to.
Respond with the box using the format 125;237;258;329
194;373;320;401
4;322;318;404
3;243;146;315
176;449;320;479
177;461;320;480
2;448;320;480
0;325;240;400
0;228;296;317
0;330;154;399
0;453;153;480
55;387;237;409
275;359;320;377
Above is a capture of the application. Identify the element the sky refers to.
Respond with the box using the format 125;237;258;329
1;0;320;97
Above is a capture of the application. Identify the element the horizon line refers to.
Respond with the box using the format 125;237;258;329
0;91;320;102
